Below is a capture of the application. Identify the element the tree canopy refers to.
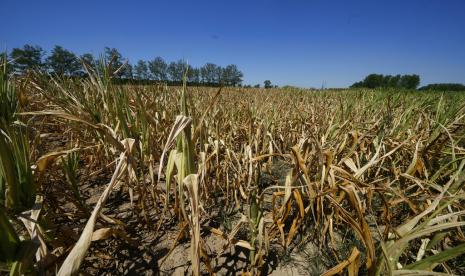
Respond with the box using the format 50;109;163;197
10;44;44;74
264;80;272;89
148;57;168;81
134;60;149;80
419;83;465;91
6;43;246;87
46;46;81;76
351;74;420;89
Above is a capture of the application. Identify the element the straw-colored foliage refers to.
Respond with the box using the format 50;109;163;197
1;58;465;275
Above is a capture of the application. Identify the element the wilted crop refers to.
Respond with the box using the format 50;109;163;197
1;57;464;275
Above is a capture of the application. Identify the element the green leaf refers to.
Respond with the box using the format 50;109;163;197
0;207;20;262
405;243;465;270
164;150;177;212
9;240;39;276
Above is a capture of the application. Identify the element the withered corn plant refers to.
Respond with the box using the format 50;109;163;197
8;52;465;275
0;53;42;275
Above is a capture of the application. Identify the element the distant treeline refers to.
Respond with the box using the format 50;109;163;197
418;83;465;91
351;74;465;91
3;44;244;87
351;74;420;89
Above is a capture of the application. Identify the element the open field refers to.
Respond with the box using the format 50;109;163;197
2;63;465;275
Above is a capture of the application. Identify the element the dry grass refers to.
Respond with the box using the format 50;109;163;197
1;61;465;275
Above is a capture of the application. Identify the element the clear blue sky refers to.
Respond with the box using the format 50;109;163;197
2;0;465;87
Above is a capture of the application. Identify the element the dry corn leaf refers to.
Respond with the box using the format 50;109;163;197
57;140;133;276
183;174;201;276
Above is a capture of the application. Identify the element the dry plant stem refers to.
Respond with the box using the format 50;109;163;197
57;139;133;276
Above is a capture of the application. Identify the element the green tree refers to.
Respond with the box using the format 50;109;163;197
103;47;132;78
215;65;223;84
189;67;201;84
264;80;272;89
10;44;44;74
46;45;81;76
168;60;185;82
419;83;465;91
148;57;168;81
104;47;122;69
80;53;95;66
363;74;384;88
351;73;420;89
350;81;364;88
200;63;219;84
79;53;96;76
134;60;150;80
222;64;243;86
400;74;420;89
123;63;133;79
388;74;401;88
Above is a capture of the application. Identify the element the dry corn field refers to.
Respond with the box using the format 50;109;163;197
2;61;465;275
